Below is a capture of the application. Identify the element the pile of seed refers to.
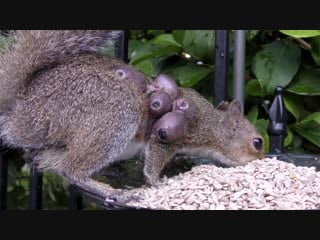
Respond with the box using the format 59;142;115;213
127;157;320;210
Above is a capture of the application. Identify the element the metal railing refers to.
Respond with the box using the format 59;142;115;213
0;30;308;210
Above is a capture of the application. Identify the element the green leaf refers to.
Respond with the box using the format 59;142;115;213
128;39;144;59
147;30;165;36
286;67;320;95
285;127;293;147
245;79;263;97
254;119;270;152
130;40;180;65
283;92;304;121
133;58;161;78
292;112;320;147
292;134;303;148
252;40;301;96
172;30;185;45
166;63;212;87
246;105;258;123
294;123;320;147
20;179;29;189
180;30;215;63
311;36;320;65
299;112;320;124
280;30;320;38
246;30;260;41
153;34;182;48
147;30;157;35
7;185;14;192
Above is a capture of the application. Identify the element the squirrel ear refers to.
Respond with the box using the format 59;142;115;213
226;100;243;127
216;101;229;112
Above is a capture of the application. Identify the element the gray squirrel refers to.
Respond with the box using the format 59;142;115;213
0;30;265;203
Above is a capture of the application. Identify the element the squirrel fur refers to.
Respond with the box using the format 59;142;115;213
0;30;265;203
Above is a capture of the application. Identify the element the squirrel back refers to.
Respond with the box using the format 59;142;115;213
0;30;121;112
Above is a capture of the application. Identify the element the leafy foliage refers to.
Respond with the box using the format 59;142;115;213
279;30;320;38
251;40;301;96
4;149;70;209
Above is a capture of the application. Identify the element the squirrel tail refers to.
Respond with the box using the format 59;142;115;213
0;30;121;112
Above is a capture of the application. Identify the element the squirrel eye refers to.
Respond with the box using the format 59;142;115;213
253;138;263;151
115;69;126;79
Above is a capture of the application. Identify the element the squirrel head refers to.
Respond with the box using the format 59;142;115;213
216;99;265;165
173;88;265;166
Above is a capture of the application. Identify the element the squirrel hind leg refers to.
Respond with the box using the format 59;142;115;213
59;126;142;203
62;161;140;204
61;150;140;204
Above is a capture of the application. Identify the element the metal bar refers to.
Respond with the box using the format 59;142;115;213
69;185;83;210
115;30;129;63
214;30;229;107
69;186;83;210
29;163;43;209
233;30;246;111
267;86;287;153
269;135;286;154
0;153;8;210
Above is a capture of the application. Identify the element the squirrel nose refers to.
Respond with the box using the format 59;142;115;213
157;129;167;140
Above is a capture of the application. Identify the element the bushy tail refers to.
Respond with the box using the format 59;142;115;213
0;30;121;111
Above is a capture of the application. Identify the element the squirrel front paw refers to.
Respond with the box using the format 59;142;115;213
104;189;142;205
144;173;160;187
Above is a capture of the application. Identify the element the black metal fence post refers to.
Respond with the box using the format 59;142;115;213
0;153;8;210
69;185;83;210
29;162;43;210
116;30;129;63
267;86;288;153
214;30;229;106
